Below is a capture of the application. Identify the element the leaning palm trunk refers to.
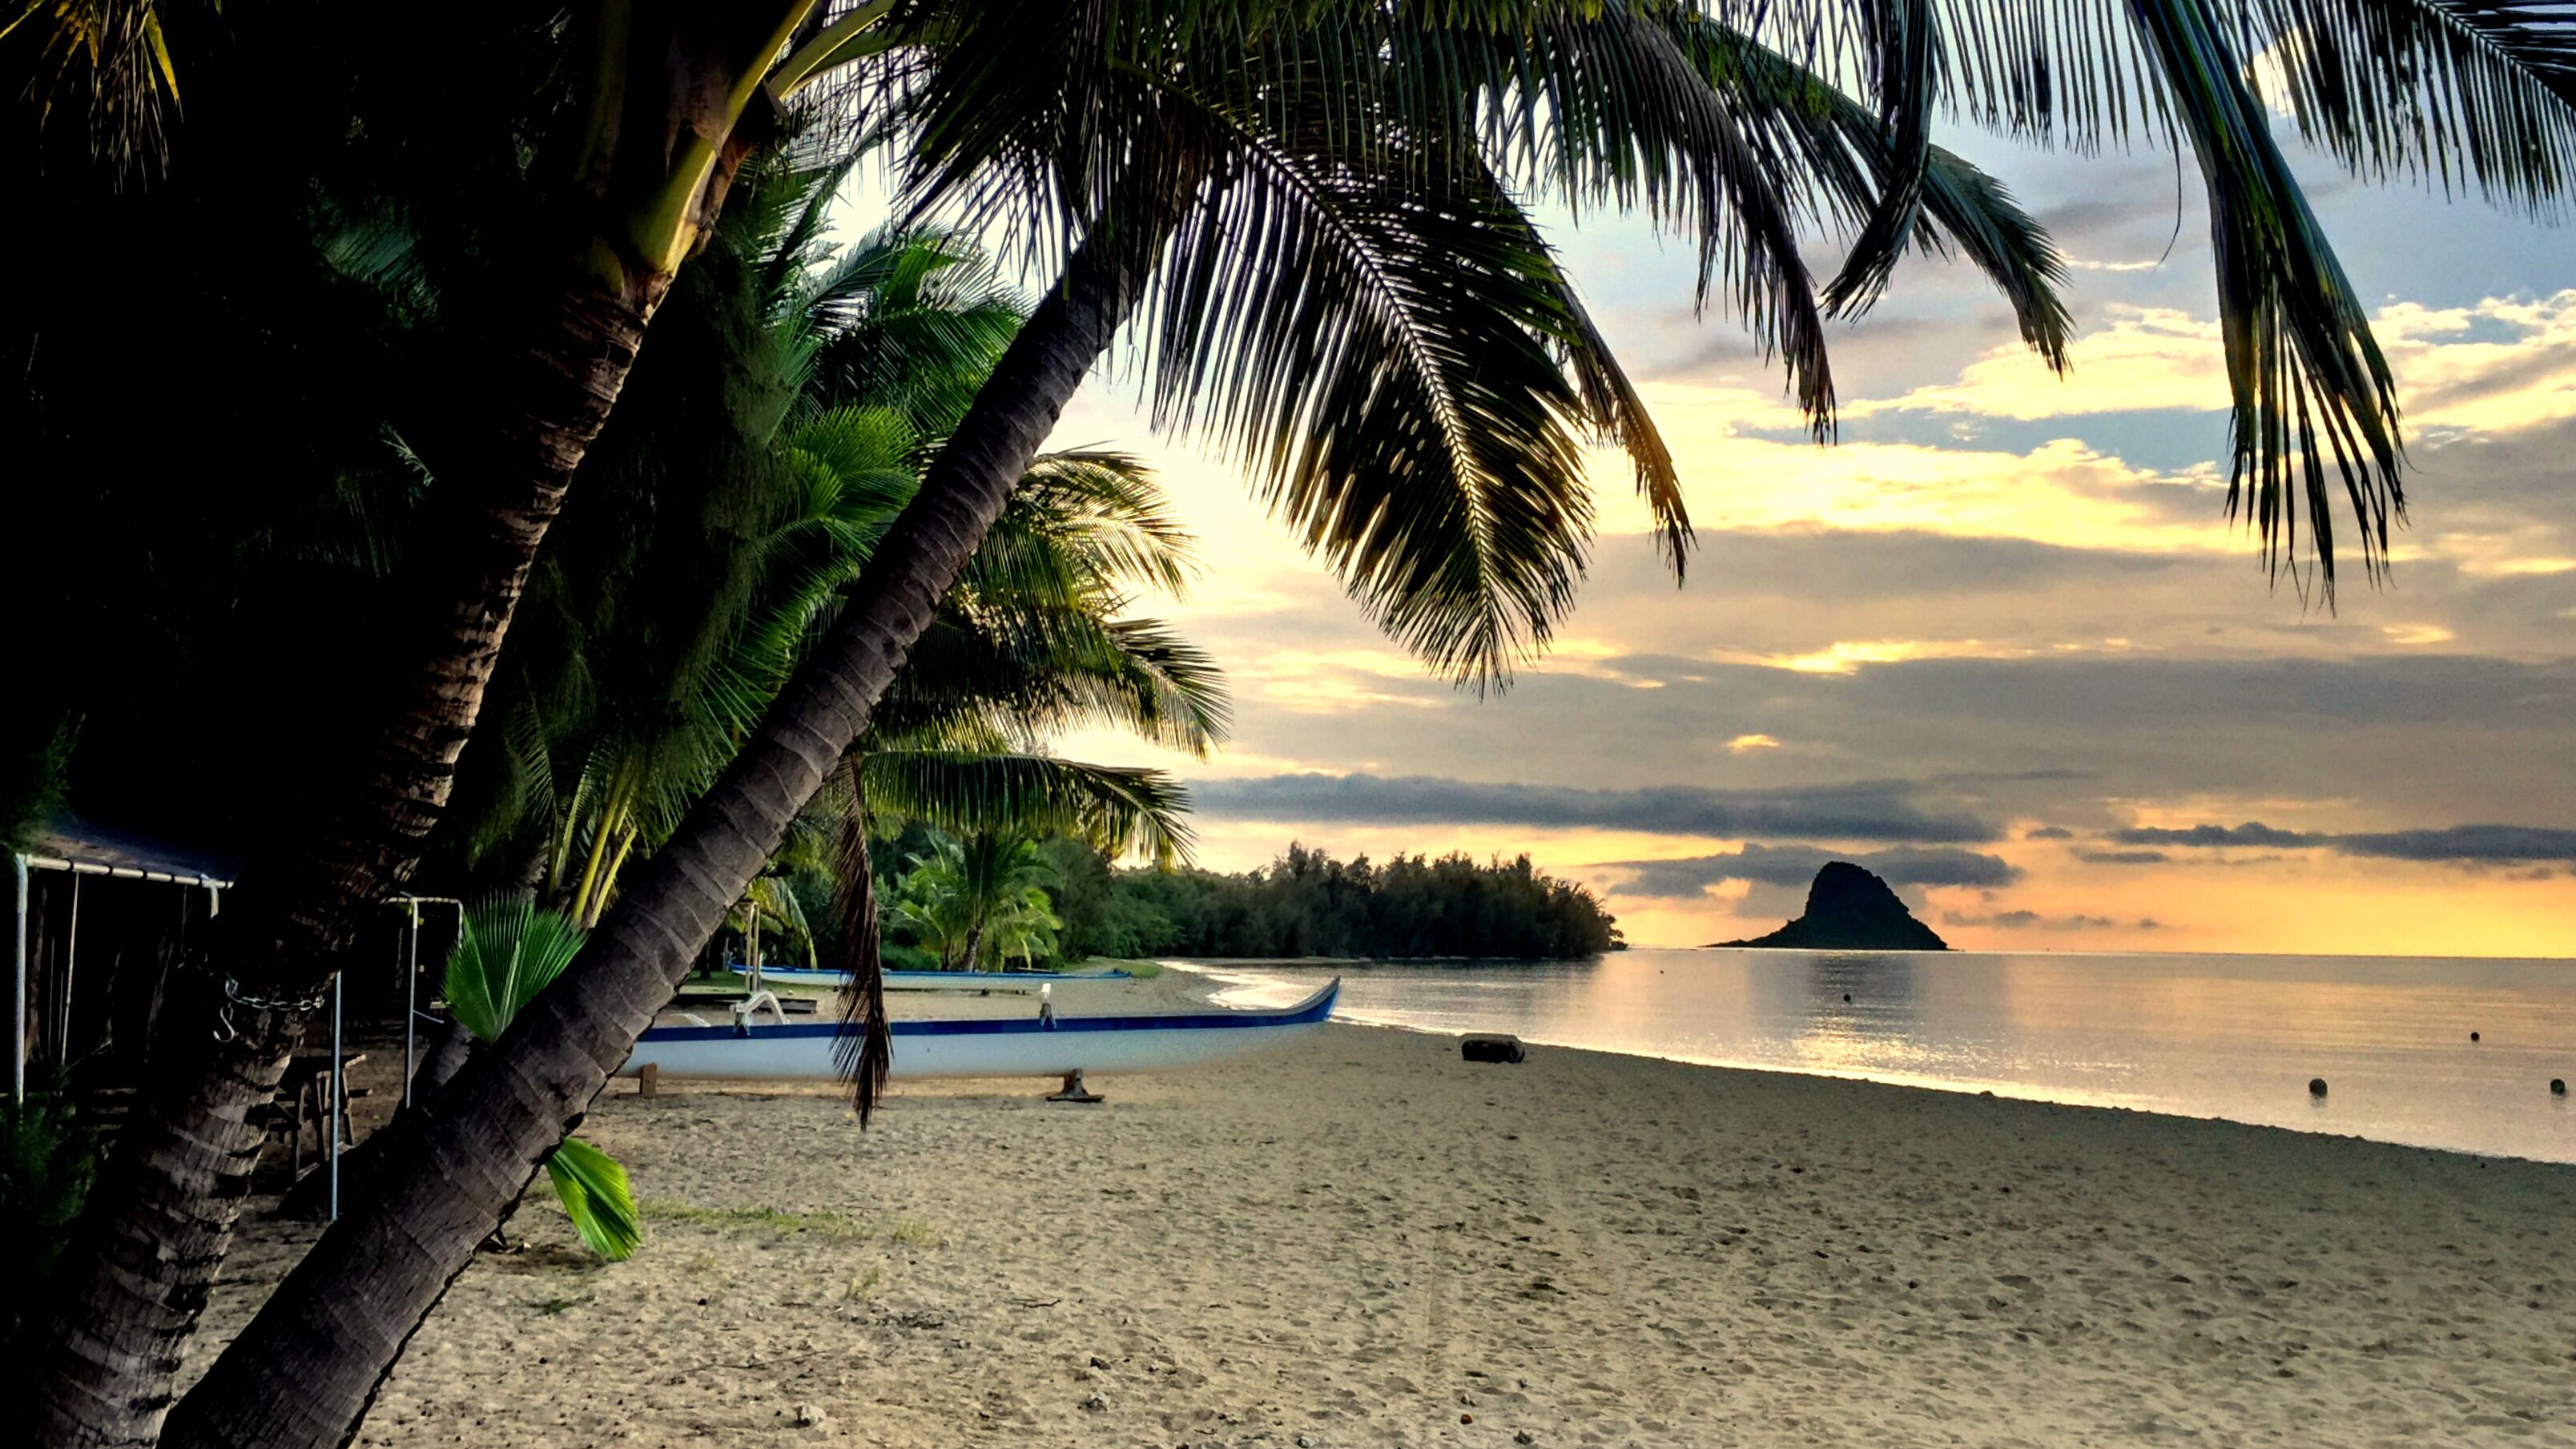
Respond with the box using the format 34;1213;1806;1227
29;273;658;1449
32;12;832;1436
157;151;1208;1449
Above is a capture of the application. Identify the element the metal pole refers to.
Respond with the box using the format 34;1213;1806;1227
402;900;420;1109
58;874;79;1058
328;970;344;1222
11;854;26;1101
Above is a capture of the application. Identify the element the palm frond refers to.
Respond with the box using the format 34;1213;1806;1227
915;606;1233;756
2243;0;2576;215
1139;74;1608;688
796;228;1028;425
1918;149;2076;372
5;0;187;179
826;759;892;1122
1002;450;1198;598
542;1137;642;1262
1822;0;1942;313
1709;0;2165;151
1435;6;1841;431
2131;0;2407;594
859;749;1193;864
1668;16;2075;368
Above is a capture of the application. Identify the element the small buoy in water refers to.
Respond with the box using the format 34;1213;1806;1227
2554;1079;2567;1097
2470;1031;2481;1042
2308;1078;2328;1097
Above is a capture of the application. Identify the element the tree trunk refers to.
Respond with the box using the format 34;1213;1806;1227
277;1016;478;1222
28;274;655;1449
31;10;812;1435
159;152;1206;1449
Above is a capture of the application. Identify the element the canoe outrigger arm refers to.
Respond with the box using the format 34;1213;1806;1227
729;990;788;1035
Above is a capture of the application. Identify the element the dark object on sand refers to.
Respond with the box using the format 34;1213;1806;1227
2308;1078;2328;1097
1711;863;1948;950
1047;1069;1105;1103
2553;1079;2566;1097
2469;1031;2480;1041
1462;1034;1527;1065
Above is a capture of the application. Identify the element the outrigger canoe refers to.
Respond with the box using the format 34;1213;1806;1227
724;964;1134;990
626;979;1340;1081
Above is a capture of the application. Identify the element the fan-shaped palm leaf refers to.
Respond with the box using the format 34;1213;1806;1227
541;1137;642;1262
443;897;586;1044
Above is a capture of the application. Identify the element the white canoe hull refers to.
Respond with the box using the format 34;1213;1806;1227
724;965;1131;992
627;980;1338;1081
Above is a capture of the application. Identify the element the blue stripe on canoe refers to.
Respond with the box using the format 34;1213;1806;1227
725;967;1135;982
641;980;1339;1044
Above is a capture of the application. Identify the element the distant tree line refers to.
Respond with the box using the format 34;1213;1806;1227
1040;841;1620;961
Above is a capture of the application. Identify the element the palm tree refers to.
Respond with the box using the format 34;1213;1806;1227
24;11;914;1441
888;831;1063;971
145;6;2576;1447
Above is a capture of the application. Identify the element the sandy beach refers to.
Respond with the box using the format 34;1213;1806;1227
191;973;2576;1447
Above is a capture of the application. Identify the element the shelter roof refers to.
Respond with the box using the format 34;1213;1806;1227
24;815;240;888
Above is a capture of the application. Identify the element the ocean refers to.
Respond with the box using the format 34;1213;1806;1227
1179;948;2576;1164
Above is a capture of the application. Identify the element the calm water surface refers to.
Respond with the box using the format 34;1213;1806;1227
1181;948;2576;1163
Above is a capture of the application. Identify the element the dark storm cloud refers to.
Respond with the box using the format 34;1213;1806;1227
2079;849;2170;864
1193;649;2576;865
2113;822;2318;847
2328;825;2576;863
1194;774;2001;843
1583;528;2184;604
1601;843;2023;898
2024;826;2075;839
2106;821;2576;864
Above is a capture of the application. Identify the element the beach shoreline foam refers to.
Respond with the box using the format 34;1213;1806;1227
187;974;2575;1447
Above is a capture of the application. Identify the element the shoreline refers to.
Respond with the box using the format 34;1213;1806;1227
1169;958;2576;1168
183;976;2576;1447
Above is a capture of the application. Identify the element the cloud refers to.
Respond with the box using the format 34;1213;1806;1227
2024;826;2075;839
2112;822;2318;847
1604;843;2023;898
1946;910;2153;931
2109;821;2576;864
2333;825;2576;863
1726;733;1782;752
2079;849;2170;864
1193;774;2001;843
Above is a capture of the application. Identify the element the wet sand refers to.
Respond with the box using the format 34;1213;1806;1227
192;973;2576;1447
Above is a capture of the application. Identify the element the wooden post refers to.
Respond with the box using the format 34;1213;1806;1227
1046;1069;1102;1104
635;1061;659;1099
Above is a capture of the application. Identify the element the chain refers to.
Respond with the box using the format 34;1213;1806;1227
191;952;336;1042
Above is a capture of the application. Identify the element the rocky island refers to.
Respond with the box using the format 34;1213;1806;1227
1711;860;1949;950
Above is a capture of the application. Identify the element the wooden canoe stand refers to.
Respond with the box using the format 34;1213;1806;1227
1045;1069;1103;1104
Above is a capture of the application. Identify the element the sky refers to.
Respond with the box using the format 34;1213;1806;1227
855;111;2576;959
